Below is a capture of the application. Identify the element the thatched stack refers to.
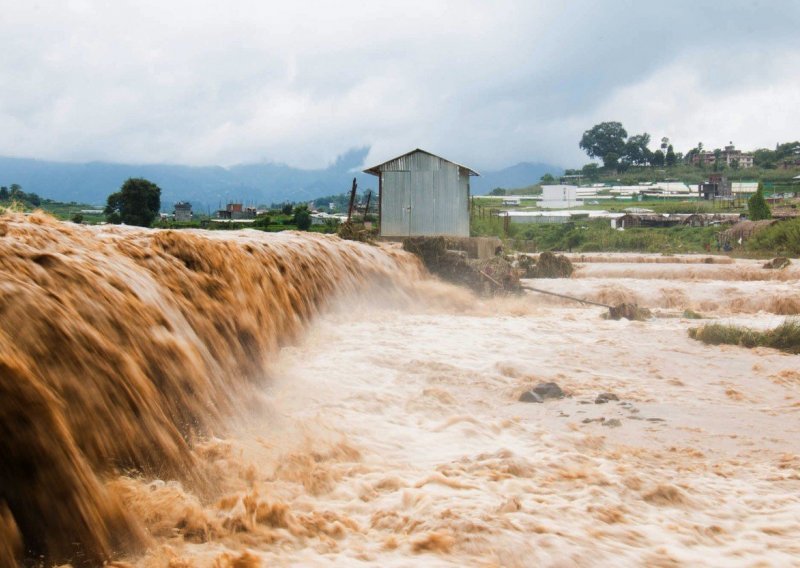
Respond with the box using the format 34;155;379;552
518;252;574;278
720;220;778;246
763;257;791;270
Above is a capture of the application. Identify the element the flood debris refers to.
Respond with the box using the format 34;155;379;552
763;257;791;270
606;303;652;321
337;221;377;243
402;237;519;295
595;392;619;404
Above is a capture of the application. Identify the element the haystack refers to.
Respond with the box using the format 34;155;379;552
763;257;791;270
719;220;778;246
524;252;573;278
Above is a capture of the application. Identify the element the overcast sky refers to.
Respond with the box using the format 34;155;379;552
1;0;798;171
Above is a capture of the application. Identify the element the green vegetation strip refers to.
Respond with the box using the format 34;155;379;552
688;320;800;354
472;217;721;254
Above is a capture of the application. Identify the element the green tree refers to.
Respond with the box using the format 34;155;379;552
0;187;8;200
105;178;162;227
293;205;312;230
540;173;556;183
651;149;665;167
581;163;600;180
71;212;84;224
579;122;628;168
253;214;271;228
665;144;676;167
489;187;507;196
712;148;723;171
603;152;620;171
9;184;22;199
753;147;776;168
748;182;771;221
623;133;652;165
281;202;293;215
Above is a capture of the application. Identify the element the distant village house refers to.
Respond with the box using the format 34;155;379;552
691;143;754;169
173;201;193;222
216;202;257;220
699;173;732;200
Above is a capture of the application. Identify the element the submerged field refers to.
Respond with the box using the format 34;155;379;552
128;253;800;566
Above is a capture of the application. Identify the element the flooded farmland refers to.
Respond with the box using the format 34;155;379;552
1;215;799;567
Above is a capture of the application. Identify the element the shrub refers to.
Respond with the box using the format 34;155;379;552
293;206;312;230
689;319;800;354
253;214;271;228
747;217;800;256
747;182;771;221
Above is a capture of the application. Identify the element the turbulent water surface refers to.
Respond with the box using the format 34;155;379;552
1;214;799;567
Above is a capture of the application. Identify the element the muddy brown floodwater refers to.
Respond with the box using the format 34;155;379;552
1;215;799;567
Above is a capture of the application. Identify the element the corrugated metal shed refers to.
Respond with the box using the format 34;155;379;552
364;149;479;237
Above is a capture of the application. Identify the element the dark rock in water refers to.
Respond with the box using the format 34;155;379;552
532;382;565;400
519;382;565;402
603;418;622;428
582;417;605;424
595;392;619;404
519;390;544;403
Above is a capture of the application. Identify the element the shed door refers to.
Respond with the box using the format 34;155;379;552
410;171;435;235
381;171;411;236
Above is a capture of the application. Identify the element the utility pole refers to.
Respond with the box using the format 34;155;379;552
363;190;372;222
346;178;357;223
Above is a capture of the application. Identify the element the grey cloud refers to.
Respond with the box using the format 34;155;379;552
0;0;798;171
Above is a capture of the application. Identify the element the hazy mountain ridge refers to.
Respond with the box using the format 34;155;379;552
0;149;561;209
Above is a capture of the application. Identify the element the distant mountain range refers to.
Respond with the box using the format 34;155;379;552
0;148;561;210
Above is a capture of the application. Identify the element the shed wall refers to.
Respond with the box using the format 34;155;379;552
379;152;469;237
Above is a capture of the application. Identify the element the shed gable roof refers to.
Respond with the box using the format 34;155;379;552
363;148;480;177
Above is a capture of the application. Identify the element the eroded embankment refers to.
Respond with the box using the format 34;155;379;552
0;213;421;566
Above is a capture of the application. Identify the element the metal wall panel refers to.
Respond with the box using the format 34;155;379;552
410;170;435;234
379;150;470;237
380;171;411;236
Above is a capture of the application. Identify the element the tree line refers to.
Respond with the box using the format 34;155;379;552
578;121;799;172
579;122;676;171
0;183;43;207
103;178;315;230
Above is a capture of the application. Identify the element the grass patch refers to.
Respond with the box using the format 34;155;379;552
472;218;723;254
747;217;800;257
688;319;800;354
